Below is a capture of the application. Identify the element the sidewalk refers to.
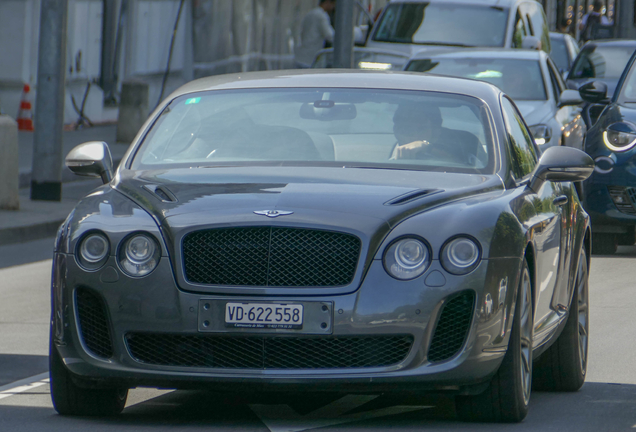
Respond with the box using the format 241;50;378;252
0;125;131;246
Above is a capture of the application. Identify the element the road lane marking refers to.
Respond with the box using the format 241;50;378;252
250;394;432;432
0;373;49;400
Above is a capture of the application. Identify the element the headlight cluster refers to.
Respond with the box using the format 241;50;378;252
77;233;109;270
383;236;481;280
603;122;636;152
76;232;161;277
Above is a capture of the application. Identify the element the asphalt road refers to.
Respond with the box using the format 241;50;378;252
1;242;635;431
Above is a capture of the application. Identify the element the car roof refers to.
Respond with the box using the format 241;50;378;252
169;69;503;105
409;48;544;61
389;0;520;6
581;39;636;48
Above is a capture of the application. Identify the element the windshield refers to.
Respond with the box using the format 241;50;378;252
569;45;636;80
373;3;508;47
550;36;570;71
406;58;547;101
132;88;495;174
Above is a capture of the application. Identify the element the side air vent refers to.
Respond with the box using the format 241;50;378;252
384;189;442;206
428;290;475;363
143;185;178;203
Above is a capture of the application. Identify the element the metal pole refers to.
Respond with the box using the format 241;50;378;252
333;0;354;68
31;0;68;201
101;0;117;104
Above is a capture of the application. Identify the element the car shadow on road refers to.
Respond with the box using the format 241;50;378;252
22;381;631;431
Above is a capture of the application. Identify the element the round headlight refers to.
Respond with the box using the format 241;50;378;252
77;233;109;270
603;123;636;152
384;237;430;280
441;237;481;275
118;234;160;277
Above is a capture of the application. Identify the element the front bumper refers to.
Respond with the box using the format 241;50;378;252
582;167;636;232
52;254;521;394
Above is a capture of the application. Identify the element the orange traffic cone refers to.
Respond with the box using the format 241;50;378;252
17;84;34;131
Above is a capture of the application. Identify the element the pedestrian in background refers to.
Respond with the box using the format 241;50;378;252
579;0;612;43
294;0;337;68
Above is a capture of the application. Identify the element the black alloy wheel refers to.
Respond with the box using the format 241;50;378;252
533;245;589;391
49;331;128;416
455;259;533;423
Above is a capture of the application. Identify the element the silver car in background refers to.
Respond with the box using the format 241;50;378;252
404;48;586;150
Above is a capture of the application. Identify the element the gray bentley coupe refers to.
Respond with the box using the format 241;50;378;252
51;70;594;422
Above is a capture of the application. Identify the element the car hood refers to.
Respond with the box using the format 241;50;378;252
366;41;465;58
114;166;504;233
514;100;554;125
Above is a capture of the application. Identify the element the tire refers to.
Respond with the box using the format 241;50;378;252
49;335;128;416
617;228;636;246
592;233;617;255
532;246;589;391
455;260;533;423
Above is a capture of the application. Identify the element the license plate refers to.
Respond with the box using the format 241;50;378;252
225;302;304;329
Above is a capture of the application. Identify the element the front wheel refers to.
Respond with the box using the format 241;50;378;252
533;245;589;391
455;259;533;423
49;336;128;416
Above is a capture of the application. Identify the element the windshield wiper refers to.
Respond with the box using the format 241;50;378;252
415;41;475;47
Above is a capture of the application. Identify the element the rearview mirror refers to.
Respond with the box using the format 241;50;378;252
529;146;594;192
558;89;583;108
300;101;357;121
579;81;610;104
65;141;114;184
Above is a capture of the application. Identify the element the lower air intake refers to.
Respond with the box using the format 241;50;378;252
126;333;413;369
428;291;475;363
76;288;114;359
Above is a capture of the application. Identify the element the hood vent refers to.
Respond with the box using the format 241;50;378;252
143;185;178;203
385;189;442;206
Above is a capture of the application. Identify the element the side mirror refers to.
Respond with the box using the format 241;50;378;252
521;35;542;50
529;146;594;192
558;89;583;108
65;141;114;184
579;81;610;104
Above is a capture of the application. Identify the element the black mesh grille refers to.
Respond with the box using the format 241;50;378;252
76;288;114;358
609;186;636;215
183;227;361;287
428;291;475;363
125;333;413;369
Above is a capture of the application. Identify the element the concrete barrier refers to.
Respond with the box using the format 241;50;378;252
116;80;149;144
0;115;19;210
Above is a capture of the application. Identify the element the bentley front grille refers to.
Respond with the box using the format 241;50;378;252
183;227;361;287
428;291;475;363
125;333;413;369
76;288;114;359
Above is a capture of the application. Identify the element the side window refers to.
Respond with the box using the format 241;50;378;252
520;2;551;52
566;36;580;64
512;10;527;48
546;59;564;102
547;58;566;91
501;97;538;179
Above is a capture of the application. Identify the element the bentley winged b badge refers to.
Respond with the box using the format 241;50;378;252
254;210;294;218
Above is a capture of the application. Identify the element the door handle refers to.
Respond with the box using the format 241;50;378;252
553;195;568;206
